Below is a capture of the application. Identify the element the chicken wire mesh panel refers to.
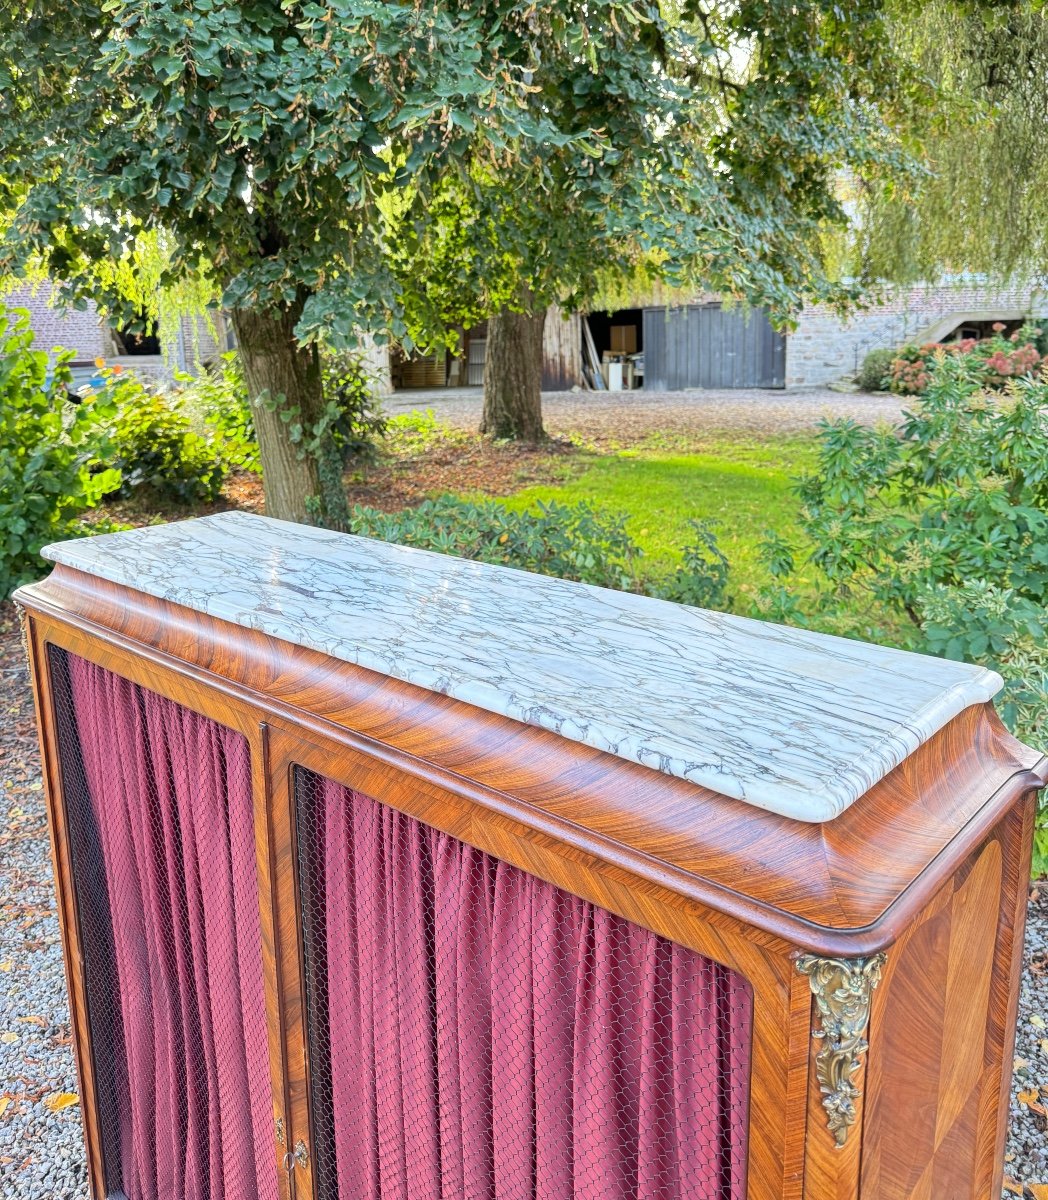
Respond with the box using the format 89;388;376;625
294;767;753;1200
48;647;278;1200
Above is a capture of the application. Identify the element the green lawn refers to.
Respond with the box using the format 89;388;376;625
500;433;908;646
504;434;817;589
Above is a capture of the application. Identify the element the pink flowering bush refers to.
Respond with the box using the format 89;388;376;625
889;324;1042;395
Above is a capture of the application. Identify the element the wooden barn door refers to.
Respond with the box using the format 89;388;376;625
643;304;785;390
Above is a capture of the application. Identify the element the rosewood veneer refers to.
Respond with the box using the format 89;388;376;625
14;511;1046;1200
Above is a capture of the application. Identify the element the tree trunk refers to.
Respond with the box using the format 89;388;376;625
231;303;350;530
480;307;547;441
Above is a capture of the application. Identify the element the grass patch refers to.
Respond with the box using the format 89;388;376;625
504;436;817;586
499;434;908;645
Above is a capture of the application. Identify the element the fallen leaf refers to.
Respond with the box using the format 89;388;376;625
1029;1185;1048;1200
0;1098;9;1119
1015;1057;1030;1070
0;1033;17;1045
0;961;11;972
43;1092;78;1113
1040;1039;1048;1056
16;1017;46;1029
1018;1087;1041;1106
1032;1015;1047;1030
1003;1175;1023;1195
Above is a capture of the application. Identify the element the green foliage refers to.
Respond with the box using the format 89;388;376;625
176;352;258;474
349;491;740;607
383;409;455;457
348;495;641;591
103;370;225;506
0;0;919;345
920;581;1048;871
656;519;730;610
391;0;922;349
0;0;927;505
0;307;119;597
769;350;1048;864
791;353;1048;618
888;326;1043;395
858;4;1048;287
320;353;388;469
856;348;897;392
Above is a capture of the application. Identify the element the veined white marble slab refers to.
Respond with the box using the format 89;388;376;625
42;511;1002;823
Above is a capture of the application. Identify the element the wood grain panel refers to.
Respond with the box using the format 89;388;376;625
861;801;1036;1200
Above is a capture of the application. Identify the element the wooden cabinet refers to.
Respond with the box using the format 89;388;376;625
15;512;1046;1200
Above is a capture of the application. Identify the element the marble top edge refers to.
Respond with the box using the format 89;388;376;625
40;512;1003;823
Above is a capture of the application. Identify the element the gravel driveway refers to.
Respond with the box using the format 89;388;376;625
0;606;1044;1198
387;385;907;440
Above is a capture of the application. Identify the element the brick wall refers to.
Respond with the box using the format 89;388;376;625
785;280;1048;389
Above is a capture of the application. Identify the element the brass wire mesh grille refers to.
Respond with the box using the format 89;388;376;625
49;647;277;1200
294;767;753;1200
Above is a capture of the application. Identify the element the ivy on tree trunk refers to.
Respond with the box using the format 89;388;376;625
480;308;546;442
231;302;351;530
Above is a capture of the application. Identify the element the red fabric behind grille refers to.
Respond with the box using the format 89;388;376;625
66;654;276;1200
308;775;751;1200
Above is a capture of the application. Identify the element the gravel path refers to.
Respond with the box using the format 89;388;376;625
0;608;88;1199
386;385;907;440
0;603;1044;1198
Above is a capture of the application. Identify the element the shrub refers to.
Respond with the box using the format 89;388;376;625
920;582;1048;873
348;495;641;589
856;348;896;392
102;369;226;505
657;519;730;609
771;349;1048;863
321;352;388;469
176;352;259;473
888;323;1042;395
0;307;120;597
793;353;1048;614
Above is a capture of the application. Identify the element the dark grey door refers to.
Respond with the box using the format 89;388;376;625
643;304;786;390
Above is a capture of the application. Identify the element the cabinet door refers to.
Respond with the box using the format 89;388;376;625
46;646;282;1200
285;759;753;1200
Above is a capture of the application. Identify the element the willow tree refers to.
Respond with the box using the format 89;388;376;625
855;3;1048;285
393;0;920;440
0;0;663;522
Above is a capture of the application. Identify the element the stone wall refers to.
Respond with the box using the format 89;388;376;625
3;283;107;361
785;280;1048;389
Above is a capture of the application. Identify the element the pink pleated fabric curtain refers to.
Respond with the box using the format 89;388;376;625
305;774;752;1200
62;652;276;1200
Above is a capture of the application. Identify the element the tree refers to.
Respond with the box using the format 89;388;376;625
851;3;1048;285
1;1;920;499
391;1;921;440
0;0;644;521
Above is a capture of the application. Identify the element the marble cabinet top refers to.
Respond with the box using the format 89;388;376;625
42;511;1002;822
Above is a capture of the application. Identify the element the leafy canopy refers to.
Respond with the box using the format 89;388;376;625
2;0;915;344
850;2;1048;285
390;0;920;344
